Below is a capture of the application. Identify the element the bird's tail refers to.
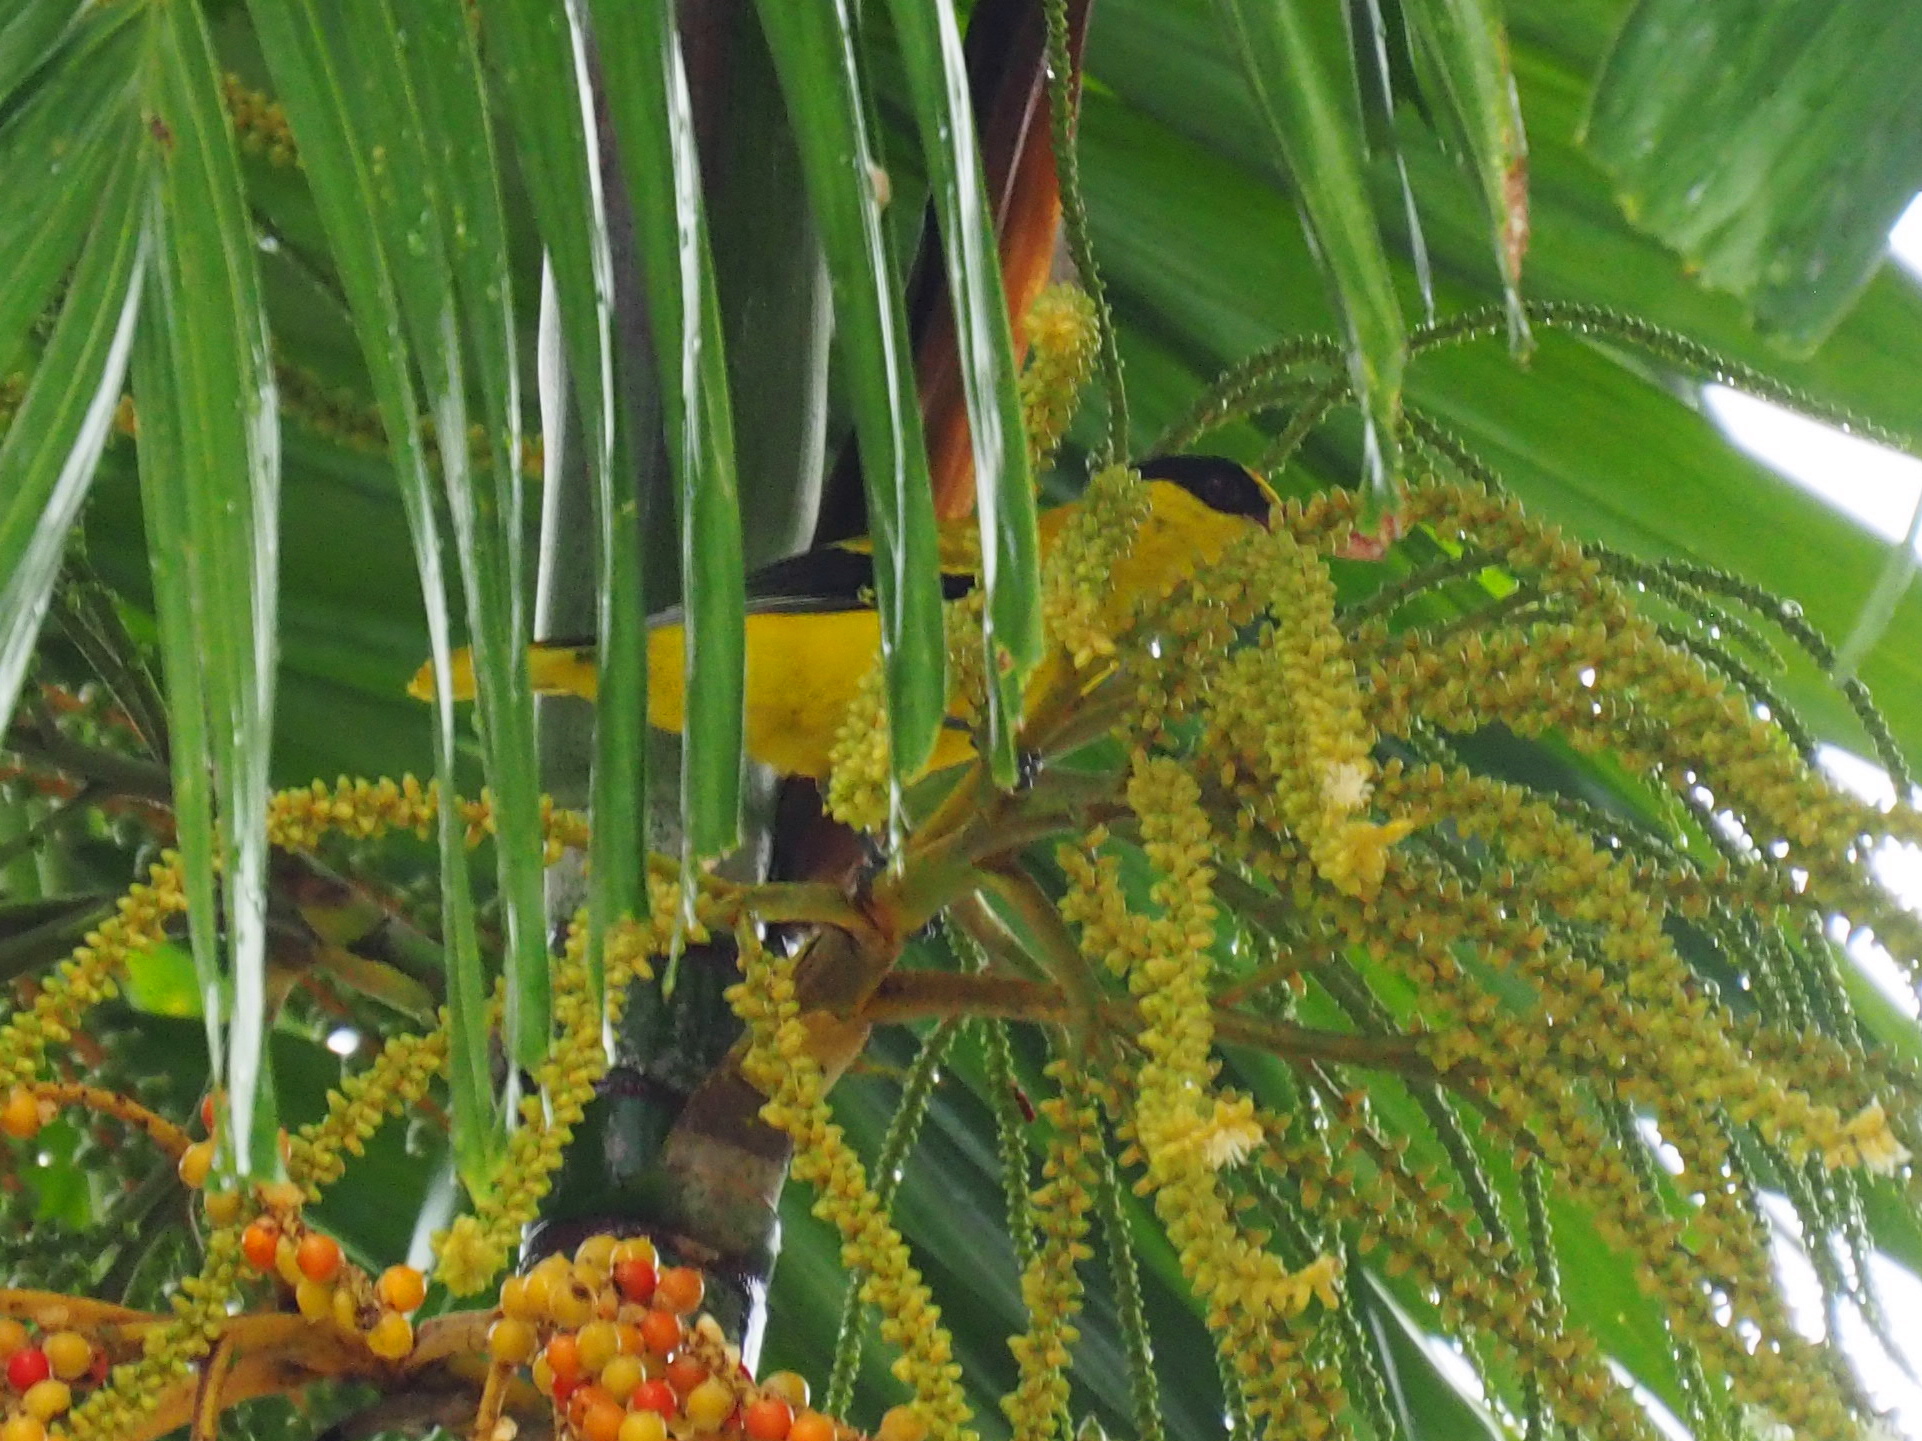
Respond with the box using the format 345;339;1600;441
406;642;599;703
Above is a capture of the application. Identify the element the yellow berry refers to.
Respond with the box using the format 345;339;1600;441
331;1285;360;1335
295;1279;332;1323
0;1319;27;1361
487;1316;538;1367
621;1411;669;1441
575;1233;620;1274
275;1236;306;1290
22;1378;72;1421
877;1406;929;1441
547;1278;593;1329
612;1236;657;1267
1;1088;39;1141
0;1414;46;1441
41;1332;91;1381
531;1354;557;1396
177;1139;216;1189
577;1319;620;1374
600;1353;644;1399
258;1180;305;1213
686;1376;735;1432
759;1372;810;1408
366;1311;413;1360
499;1275;540;1320
204;1188;242;1226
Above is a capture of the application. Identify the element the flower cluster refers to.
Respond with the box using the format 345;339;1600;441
731;934;975;1441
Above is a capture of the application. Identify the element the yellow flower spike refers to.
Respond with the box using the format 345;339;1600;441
826;653;893;835
430;911;657;1296
731;929;976;1441
59;1225;246;1441
286;1028;450;1198
1002;1061;1102;1441
0;857;185;1088
1059;756;1341;1433
1020;284;1099;472
1041;465;1154;674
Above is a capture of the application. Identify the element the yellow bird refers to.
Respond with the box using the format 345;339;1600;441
411;455;1276;779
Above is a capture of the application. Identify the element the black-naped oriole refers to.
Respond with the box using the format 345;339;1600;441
411;455;1276;778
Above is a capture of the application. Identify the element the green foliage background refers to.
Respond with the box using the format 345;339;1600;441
3;0;1922;1437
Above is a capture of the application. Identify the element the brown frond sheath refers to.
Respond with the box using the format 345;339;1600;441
919;0;1093;519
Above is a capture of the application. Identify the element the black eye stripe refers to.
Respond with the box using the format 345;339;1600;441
1134;454;1271;522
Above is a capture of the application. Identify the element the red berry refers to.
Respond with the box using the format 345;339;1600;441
613;1257;657;1305
632;1379;679;1417
6;1348;50;1392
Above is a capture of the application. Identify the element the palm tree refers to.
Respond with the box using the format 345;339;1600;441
2;2;1920;1440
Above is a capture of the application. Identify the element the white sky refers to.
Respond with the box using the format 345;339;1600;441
1692;195;1922;1439
1414;195;1922;1441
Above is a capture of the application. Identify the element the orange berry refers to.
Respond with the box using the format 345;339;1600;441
876;1406;928;1441
199;1093;218;1132
40;1333;90;1382
296;1231;343;1284
376;1265;427;1313
569;1384;613;1429
685;1375;734;1432
581;1396;626;1441
241;1219;280;1272
665;1354;709;1395
789;1410;836;1441
545;1333;583;1383
654;1266;704;1315
487;1316;539;1366
759;1373;809;1409
744;1397;794;1441
177;1139;215;1189
1;1088;40;1142
621;1411;670;1441
0;1319;29;1361
366;1311;413;1361
639;1309;682;1355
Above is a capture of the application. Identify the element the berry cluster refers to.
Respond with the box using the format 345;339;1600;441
0;1318;103;1441
486;1234;927;1441
235;1200;425;1361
